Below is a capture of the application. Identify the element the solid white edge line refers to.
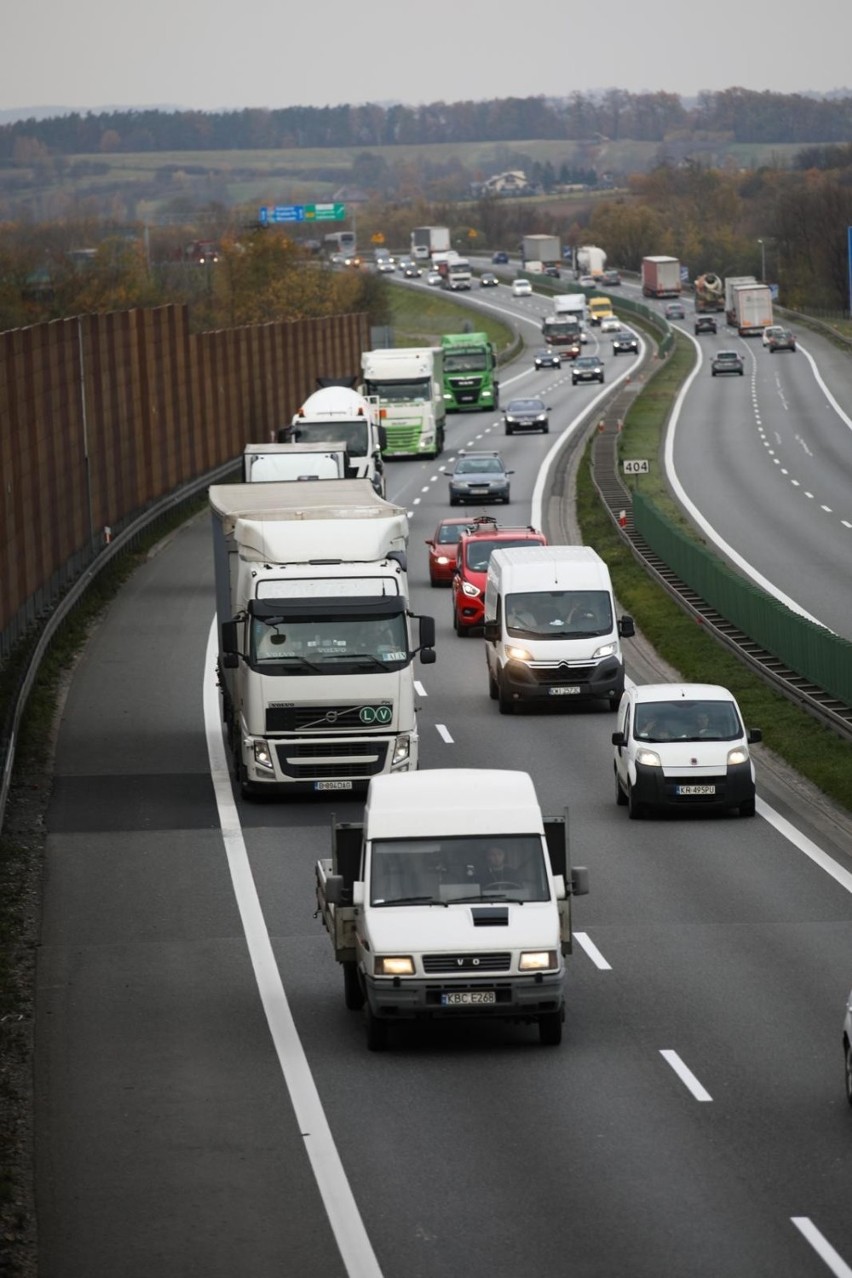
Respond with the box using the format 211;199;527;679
659;1049;713;1102
573;931;612;970
203;621;383;1278
756;799;852;895
791;1218;852;1278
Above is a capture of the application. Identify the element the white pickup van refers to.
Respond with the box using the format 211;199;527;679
315;768;589;1050
483;545;634;714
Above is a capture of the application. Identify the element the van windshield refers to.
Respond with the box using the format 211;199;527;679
505;590;612;638
369;834;550;905
634;699;742;743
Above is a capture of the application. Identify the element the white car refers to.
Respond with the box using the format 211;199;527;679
512;279;533;298
426;270;442;286
600;316;621;333
844;990;852;1107
578;274;597;287
612;683;761;819
761;325;786;347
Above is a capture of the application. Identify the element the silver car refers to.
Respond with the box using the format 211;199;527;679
448;452;513;506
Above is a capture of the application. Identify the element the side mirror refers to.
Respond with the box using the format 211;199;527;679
571;867;590;897
619;614;635;638
378;426;388;450
611;731;625;747
483;620;500;642
418;614;436;649
222;619;240;655
324;874;346;906
747;728;762;744
425;538;434;547
419;647;436;665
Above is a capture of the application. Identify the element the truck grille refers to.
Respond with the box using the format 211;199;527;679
275;741;388;779
267;703;392;732
422;953;512;974
384;424;426;453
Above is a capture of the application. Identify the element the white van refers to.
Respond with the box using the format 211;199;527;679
483;546;634;714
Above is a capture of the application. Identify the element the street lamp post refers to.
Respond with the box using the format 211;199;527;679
758;238;766;283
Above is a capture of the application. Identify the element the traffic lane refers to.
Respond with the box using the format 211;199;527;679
672;336;852;634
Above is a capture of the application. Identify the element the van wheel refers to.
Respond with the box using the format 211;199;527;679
739;797;756;818
539;1011;563;1046
498;677;515;715
845;1042;852;1107
365;1004;389;1052
488;667;499;700
453;609;467;637
627;785;645;820
343;962;364;1011
615;770;627;807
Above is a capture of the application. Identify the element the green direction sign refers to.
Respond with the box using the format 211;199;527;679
304;203;346;221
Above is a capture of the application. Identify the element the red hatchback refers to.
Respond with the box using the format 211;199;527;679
452;520;547;635
425;517;477;586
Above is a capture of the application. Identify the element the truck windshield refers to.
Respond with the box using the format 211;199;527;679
289;420;369;457
505;590;613;638
251;613;408;671
444;352;488;372
363;378;430;403
369;835;550;905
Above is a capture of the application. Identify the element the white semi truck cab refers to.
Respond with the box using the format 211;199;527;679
315;768;589;1050
210;480;436;797
361;347;446;459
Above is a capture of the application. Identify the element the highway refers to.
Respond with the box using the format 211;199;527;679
35;278;852;1278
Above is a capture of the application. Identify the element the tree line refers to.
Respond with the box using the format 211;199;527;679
2;87;852;159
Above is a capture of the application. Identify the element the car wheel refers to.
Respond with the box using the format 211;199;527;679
627;784;645;820
538;1011;563;1046
343;961;365;1011
738;369;743;375
505;426;513;436
503;489;510;503
498;676;515;716
711;370;717;377
542;425;549;434
615;768;627;807
365;1003;389;1052
845;1041;852;1107
450;495;459;506
739;796;756;818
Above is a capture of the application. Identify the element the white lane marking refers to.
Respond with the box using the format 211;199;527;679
203;622;383;1278
574;932;612;970
435;723;454;744
756;799;852;894
414;680;427;696
791;1218;852;1277
660;1050;713;1102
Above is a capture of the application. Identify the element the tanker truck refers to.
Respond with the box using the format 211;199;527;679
575;246;607;279
279;382;387;495
693;272;725;313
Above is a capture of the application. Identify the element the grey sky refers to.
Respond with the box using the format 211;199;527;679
4;0;850;114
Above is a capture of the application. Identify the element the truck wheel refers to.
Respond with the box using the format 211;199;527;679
365;1004;389;1052
343;961;365;1010
539;1011;563;1046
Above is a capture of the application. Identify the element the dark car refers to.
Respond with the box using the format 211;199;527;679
711;350;744;376
448;451;513;505
492;251;509;264
479;271;499;287
543;266;561;279
534;348;561;370
503;397;550;435
425;517;476;587
665;301;685;320
694;315;718;335
767;328;797;353
572;355;605;385
612;330;639;355
602;269;622;286
403;263;422;278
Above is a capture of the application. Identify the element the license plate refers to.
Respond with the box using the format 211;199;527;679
676;784;716;796
470;487;489;494
549;686;580;696
314;780;353;791
441;990;496;1006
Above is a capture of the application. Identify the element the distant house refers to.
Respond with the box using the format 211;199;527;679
471;170;536;198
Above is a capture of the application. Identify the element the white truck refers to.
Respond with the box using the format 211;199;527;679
724;275;758;325
209;479;436;797
360;347;446;459
441;257;472;290
410;226;451;261
731;282;773;336
242;441;351;483
641;256;681;298
575;245;607;279
522;234;562;270
315;768;589;1050
279;384;387;495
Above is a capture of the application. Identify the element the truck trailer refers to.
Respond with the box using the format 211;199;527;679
725;276;758;324
410;226;451;261
642;256;681;298
522;235;562;269
210;479;436;797
732;283;773;336
575;246;607;279
360;347;446;458
315;768;590;1050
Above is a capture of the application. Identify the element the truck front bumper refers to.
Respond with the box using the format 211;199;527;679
240;730;418;793
365;973;564;1023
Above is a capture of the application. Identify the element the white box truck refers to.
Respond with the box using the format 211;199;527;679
724;276;757;324
410;226;451;261
360;347;446;459
242;441;350;483
641;256;681;298
279;383;386;496
732;282;773;336
483;545;634;713
315;768;590;1050
209;479;436;797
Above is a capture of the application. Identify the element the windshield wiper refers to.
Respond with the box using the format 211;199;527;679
376;895;443;906
261;654;322;671
327;652;393;670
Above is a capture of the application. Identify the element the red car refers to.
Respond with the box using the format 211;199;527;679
425;517;477;586
451;519;547;635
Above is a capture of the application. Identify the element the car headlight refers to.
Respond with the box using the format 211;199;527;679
462;580;480;598
727;746;750;766
435;554;452;565
592;641;617;659
506;645;532;661
375;956;415;976
536;415;546;423
635;747;662;767
520;950;558;971
506;417;518;425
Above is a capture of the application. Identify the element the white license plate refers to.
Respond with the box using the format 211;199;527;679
314;780;354;791
441;990;496;1007
676;784;716;796
549;686;581;696
470;487;489;494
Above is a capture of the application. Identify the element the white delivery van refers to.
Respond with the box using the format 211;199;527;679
483;545;634;714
